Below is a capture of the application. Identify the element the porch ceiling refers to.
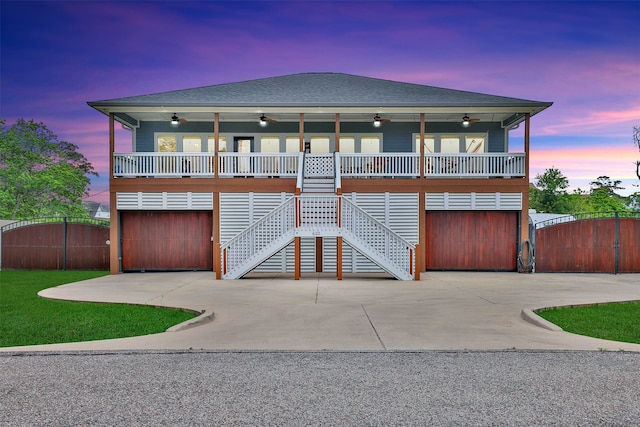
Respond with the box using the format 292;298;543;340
110;109;531;126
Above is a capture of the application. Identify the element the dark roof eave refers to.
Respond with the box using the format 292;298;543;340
89;101;553;109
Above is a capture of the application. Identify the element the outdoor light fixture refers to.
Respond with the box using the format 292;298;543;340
171;114;180;125
462;115;471;127
373;114;382;127
259;115;268;127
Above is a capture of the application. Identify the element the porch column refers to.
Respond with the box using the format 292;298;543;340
418;113;427;273
214;112;219;178
335;113;340;152
299;113;305;152
419;113;425;178
108;113;119;274
213;113;221;279
520;113;531;271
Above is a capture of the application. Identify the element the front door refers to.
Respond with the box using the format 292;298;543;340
234;137;253;173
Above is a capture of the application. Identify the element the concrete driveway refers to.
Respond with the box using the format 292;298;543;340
3;271;640;352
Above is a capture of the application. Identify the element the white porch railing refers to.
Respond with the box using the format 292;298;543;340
113;152;525;178
304;153;335;177
425;153;525;177
218;153;299;177
113;152;216;177
340;153;419;177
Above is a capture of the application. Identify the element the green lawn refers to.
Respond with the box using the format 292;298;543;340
538;302;640;345
0;270;196;347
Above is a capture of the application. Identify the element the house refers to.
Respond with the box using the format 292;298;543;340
83;201;110;220
88;72;552;279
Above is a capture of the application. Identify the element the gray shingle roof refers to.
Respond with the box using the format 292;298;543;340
89;72;551;109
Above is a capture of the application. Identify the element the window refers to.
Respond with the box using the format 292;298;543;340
440;136;460;153
310;136;330;153
286;136;300;153
157;135;177;152
414;133;487;153
208;136;227;152
340;137;355;153
361;136;380;153
465;136;485;153
260;136;280;153
183;136;201;153
415;136;435;153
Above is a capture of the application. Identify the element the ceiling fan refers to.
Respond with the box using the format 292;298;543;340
259;114;278;126
373;114;391;127
462;115;479;127
170;113;187;124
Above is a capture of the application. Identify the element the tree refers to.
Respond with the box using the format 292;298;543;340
634;125;640;180
0;119;97;220
530;167;570;213
565;188;592;213
589;176;624;197
587;188;629;212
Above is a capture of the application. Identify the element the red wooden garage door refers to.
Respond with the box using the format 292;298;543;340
425;211;517;271
121;211;213;271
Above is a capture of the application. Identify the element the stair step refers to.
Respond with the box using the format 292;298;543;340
303;178;334;193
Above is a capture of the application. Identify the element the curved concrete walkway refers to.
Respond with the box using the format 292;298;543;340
3;272;640;352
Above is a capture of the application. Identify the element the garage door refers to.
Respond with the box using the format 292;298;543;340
121;211;213;271
425;211;517;271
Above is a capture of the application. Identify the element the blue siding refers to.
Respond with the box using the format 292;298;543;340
135;120;507;153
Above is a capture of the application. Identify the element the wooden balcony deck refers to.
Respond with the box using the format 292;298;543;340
112;152;525;179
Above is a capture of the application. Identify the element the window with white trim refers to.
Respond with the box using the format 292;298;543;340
361;136;380;153
340;136;355;153
414;133;487;153
260;136;280;153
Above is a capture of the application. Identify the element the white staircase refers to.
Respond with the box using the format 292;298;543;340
340;197;415;280
221;198;296;279
220;153;416;280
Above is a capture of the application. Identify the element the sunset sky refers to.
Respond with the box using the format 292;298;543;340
1;0;639;204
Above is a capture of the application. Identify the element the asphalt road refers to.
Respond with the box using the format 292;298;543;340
1;350;639;426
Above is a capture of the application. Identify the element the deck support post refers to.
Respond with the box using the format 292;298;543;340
337;236;343;280
419;113;427;273
414;243;421;280
294;236;301;280
215;243;221;279
519;113;531;272
108;113;119;274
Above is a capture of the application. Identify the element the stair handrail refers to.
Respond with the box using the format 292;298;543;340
341;197;416;278
295;151;305;193
221;197;296;277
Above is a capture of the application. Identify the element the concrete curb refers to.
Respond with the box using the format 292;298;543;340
166;310;215;332
521;309;563;332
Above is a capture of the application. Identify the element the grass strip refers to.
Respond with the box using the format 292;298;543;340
0;270;196;347
538;302;640;345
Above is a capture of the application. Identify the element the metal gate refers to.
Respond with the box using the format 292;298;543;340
533;212;640;273
1;218;109;270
